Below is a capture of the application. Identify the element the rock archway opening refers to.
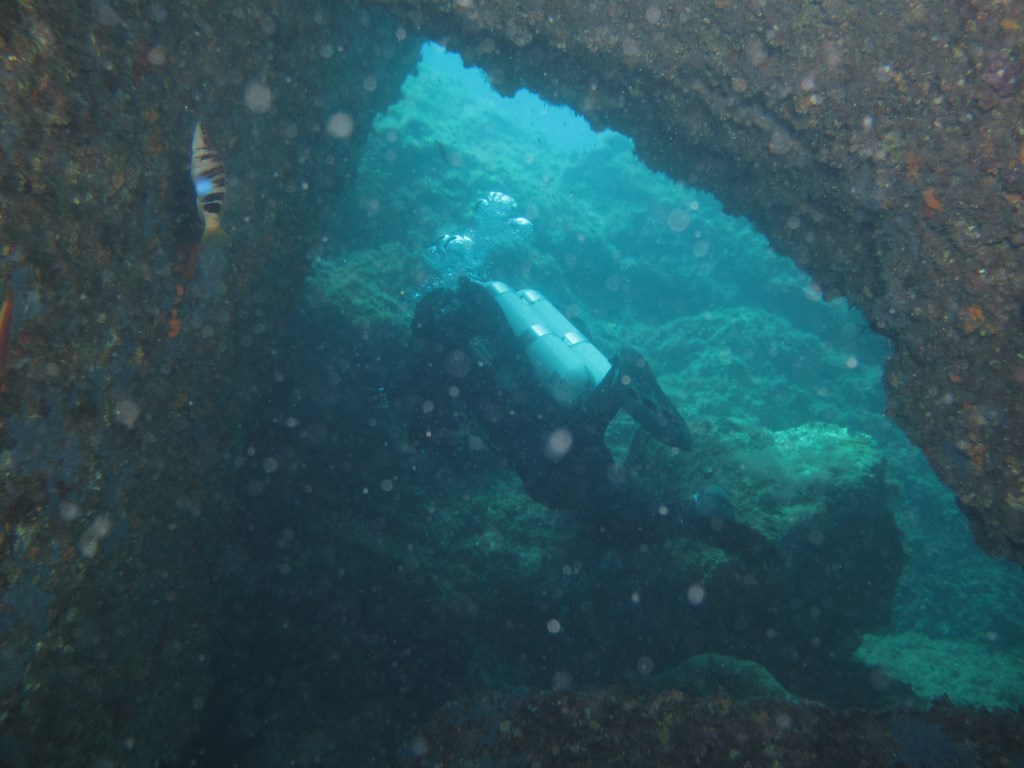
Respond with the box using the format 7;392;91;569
286;39;1024;715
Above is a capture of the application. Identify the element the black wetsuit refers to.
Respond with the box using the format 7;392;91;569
411;278;773;555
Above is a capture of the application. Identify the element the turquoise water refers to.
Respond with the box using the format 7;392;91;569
418;43;604;155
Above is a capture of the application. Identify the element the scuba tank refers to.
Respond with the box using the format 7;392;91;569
484;281;611;407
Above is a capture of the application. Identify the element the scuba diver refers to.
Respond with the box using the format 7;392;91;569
410;276;774;557
405;192;773;557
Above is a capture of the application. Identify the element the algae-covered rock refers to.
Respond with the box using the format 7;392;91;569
856;632;1024;710
625;418;904;704
308;242;420;329
641;652;800;702
418;468;569;591
627;418;886;542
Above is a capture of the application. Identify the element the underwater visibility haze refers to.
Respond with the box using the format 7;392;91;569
1;5;1023;768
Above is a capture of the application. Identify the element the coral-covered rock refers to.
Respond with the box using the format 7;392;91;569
401;688;1024;768
626;419;904;702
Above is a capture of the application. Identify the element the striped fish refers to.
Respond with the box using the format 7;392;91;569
190;123;228;245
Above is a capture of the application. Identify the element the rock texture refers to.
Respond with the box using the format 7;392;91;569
0;1;414;762
626;421;904;703
367;0;1024;564
400;687;1024;768
0;0;1021;762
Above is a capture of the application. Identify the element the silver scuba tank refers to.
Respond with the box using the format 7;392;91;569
484;281;612;407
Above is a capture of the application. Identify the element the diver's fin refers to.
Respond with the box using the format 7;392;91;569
612;348;692;450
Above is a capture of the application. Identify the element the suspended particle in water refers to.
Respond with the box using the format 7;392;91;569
544;428;573;460
244;81;273;114
547;619;562;634
59;501;80;521
79;537;99;558
114;398;142;428
146;46;167;66
687;584;706;605
636;656;655;675
89;514;113;540
327;112;355;139
667;209;691;232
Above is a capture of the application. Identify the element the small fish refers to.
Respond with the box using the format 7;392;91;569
0;284;12;392
433;140;462;168
190;123;229;245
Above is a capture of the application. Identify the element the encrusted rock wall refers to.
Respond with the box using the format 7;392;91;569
402;688;1024;768
0;0;1021;761
0;1;414;763
367;0;1024;564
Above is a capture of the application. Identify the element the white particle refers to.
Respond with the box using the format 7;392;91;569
667;209;691;232
244;81;273;114
686;584;706;606
544;428;573;460
327;112;354;139
114;398;142;428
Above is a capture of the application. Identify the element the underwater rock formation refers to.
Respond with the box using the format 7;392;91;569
0;0;1021;763
366;0;1024;564
0;1;416;763
626;420;904;703
400;688;1024;768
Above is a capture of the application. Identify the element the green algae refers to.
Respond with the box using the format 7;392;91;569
643;652;800;702
856;632;1024;710
627;418;884;541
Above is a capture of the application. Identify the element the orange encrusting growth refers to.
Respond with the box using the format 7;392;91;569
0;285;12;391
922;188;943;215
167;308;182;339
961;305;987;334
